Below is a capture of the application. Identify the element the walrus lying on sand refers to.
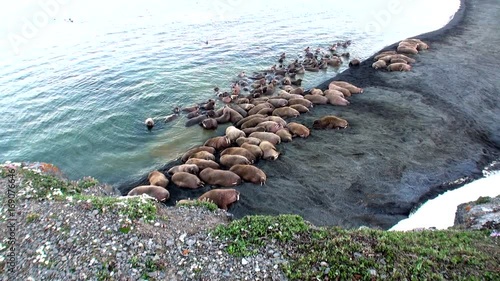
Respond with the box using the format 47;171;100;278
313;115;349;129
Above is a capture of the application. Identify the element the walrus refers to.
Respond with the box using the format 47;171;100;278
289;87;304;96
167;164;199;176
204;136;231;150
186;110;200;119
372;60;387;69
198;188;240;210
241;116;269;129
145;118;154;130
182;105;200;112
241;126;266;135
148;170;168;188
313;115;349;129
256;107;275;115
304;94;328;105
240;143;263;159
387;63;412;72
200;99;216;110
374;50;397;61
289;104;309;113
266;116;287;127
215;108;231;124
127;185;170;202
272;107;300;118
401;38;428;50
185;114;208;127
220;147;256;163
201;118;218;130
199;167;241;187
330;81;364;94
225;126;246;143
238;103;255;111
267;98;288;108
229;104;248;118
235;136;261;146
222;106;244;124
325;92;350;106
275;128;293;142
235;98;250;104
324;89;345;98
256;121;283;133
328;83;351;97
288;98;313;108
259;141;280;160
310;88;323;96
379;54;415;64
188;151;216;161
220;154;251;168
397;45;418;55
164;113;178;123
390;58;409;64
287;122;310;138
171;172;204;189
249;131;281;145
248;103;274;116
230;164;267;185
185;158;220;170
181;146;216;162
348;58;360;67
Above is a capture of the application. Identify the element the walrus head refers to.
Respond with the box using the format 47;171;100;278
145;118;154;130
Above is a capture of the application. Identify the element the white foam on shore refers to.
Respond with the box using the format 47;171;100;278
390;171;500;231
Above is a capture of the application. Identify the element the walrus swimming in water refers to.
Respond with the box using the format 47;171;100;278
229;164;267;185
313;115;349;129
128;185;170;202
199;167;241;187
198;188;240;210
148;170;168;188
145;118;154;130
201;118;218;130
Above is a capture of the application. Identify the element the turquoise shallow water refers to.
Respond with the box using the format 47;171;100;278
0;0;460;186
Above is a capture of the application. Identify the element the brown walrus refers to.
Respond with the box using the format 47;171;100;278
267;98;288;108
328;83;351;97
259;141;280;160
287;122;310;138
378;54;415;64
181;146;216;162
397;45;418;55
288;98;313;108
188;151;215;161
127;185;170;202
167;164;199;176
204;136;231;151
275;128;293;142
199;167;241;187
313;115;349;129
235;114;267;127
185;158;220;170
288;87;304;96
235;136;262;146
220;147;256;163
220;154;251;168
374;50;397;61
256;121;283;133
304;94;328;105
387;63;412;72
240;143;263;159
201;118;218;130
230;164;267;185
272;107;300;118
148;170;168;188
241;116;269;129
198;188;240;210
372;60;387;69
330;81;363;94
324;89;345;98
249;131;281;145
325;92;350;106
242;126;266;135
238;103;254;111
309;88;323;95
172;172;204;189
348;58;360;67
248;103;273;116
289;104;309;113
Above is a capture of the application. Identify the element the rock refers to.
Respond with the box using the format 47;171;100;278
241;258;249;265
453;195;500;230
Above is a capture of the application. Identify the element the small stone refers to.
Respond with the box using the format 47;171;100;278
179;233;187;243
241;258;248;265
320;261;328;267
369;269;377;276
186;239;196;246
154;222;160;227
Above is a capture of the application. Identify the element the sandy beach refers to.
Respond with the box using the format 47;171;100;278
120;0;500;230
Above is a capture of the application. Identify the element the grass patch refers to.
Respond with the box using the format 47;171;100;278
177;199;218;212
475;196;492;204
213;214;309;256
73;195;157;222
26;212;40;223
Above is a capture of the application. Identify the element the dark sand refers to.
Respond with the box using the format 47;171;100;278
120;0;500;229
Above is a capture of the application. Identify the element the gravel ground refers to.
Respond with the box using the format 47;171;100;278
0;164;288;281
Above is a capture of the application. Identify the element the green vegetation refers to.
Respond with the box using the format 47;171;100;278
177;199;218;212
475;196;492;204
26;212;40;223
73;194;157;222
213;214;309;256
214;215;500;280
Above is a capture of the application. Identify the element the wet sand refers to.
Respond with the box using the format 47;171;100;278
120;0;500;229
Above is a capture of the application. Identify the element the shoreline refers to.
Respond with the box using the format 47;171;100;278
120;0;500;230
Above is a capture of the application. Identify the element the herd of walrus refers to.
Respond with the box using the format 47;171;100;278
133;38;429;210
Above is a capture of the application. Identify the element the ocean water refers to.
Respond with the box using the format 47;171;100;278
0;0;460;186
